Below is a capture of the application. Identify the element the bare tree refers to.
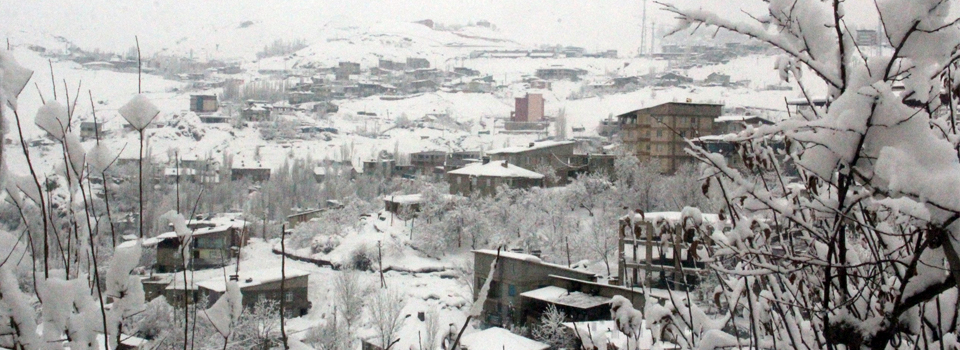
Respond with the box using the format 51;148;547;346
369;288;406;350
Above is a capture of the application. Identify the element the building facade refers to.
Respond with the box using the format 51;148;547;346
512;93;544;122
446;160;544;196
616;102;722;173
487;141;576;185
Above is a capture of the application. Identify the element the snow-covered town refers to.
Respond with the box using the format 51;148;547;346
1;1;959;350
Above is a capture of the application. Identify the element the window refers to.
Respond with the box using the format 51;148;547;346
656;130;663;137
193;251;200;259
508;284;517;297
457;177;462;184
488;281;501;298
285;292;294;302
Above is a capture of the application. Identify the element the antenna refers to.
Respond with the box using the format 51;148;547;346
640;0;648;57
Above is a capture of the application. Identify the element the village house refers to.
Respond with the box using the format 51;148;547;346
378;58;405;71
152;219;248;273
363;158;396;178
241;100;272;121
616;101;723;173
453;67;480;76
197;114;231;124
189;94;219;113
473;249;644;328
487;140;576;185
383;194;424;222
406;79;438;93
447;160;544;196
80;121;103;140
410;150;447;175
445;150;481;171
198;267;311;317
231;166;271;182
286;208;325;229
406;57;430;69
704;72;732;86
535;66;587;81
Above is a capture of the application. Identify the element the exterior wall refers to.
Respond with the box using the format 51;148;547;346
287;210;324;229
618;103;722;173
411;152;447;175
474;251;596;327
231;168;271;182
512;94;544;122
488;143;575;184
447;173;542;196
156;229;243;272
190;95;218;113
203;276;310;316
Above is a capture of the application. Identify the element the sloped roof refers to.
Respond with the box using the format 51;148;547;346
447;161;543;179
196;267;310;292
487;140;574;155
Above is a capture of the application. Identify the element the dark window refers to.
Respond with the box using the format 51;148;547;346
488;281;501;299
508;284;517;297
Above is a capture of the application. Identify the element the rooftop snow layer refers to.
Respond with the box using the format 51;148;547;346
447;160;543;179
486;140;574;154
460;327;548;350
520;286;611;309
196;267;310;292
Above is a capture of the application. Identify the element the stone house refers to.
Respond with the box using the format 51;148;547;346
446;160;543;196
487;140;576;185
197;267;311;317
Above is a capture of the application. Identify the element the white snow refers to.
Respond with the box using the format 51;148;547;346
459;327;549;350
447;160;544;179
118;94;160;131
195;267;310;292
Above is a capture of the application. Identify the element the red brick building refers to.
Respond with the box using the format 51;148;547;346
512;93;544;122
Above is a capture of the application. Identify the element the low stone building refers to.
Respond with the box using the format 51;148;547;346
487;140;576;185
197;267;311;317
473;249;644;328
446;160;543;196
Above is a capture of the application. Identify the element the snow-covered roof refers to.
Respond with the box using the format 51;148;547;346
562;320;666;350
383;194;424;205
460;327;549;350
714;115;772;123
520;286;611;309
196;267;310;292
447;161;544;179
487;140;575;155
621;211;722;226
473;250;595;278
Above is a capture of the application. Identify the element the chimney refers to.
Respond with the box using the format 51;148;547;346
501;160;508;168
529;142;535;147
482;156;490;164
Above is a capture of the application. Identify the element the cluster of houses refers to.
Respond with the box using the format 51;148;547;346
135;213;313;319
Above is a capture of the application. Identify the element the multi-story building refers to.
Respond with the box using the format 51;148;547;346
410;150;447;175
473;249;644;328
616;102;722;173
511;93;544;122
